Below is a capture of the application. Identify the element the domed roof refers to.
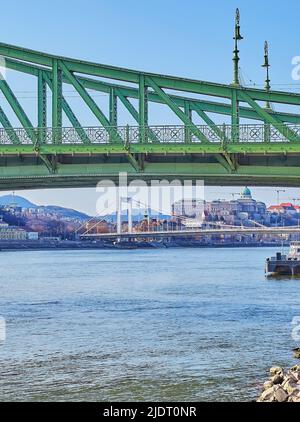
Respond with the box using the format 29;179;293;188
241;186;252;199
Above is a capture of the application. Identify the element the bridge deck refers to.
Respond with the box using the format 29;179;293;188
80;226;300;239
1;41;300;188
0;124;300;189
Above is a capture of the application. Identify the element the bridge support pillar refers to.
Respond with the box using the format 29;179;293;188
52;59;62;143
139;75;148;143
128;199;133;234
117;197;122;235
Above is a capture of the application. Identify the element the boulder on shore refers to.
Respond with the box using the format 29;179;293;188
293;348;300;359
257;365;300;402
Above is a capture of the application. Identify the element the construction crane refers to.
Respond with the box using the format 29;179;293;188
276;189;285;205
290;197;300;205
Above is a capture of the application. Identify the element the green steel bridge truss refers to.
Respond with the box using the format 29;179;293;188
1;42;300;188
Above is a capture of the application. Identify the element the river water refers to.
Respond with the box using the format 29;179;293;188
0;247;300;402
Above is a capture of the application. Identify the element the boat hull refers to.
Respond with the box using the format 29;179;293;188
265;259;300;276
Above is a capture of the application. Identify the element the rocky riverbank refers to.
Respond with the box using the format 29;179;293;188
257;365;300;402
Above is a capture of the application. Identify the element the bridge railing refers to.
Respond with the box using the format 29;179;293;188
0;124;299;145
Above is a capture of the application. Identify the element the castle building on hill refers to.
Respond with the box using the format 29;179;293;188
204;187;269;226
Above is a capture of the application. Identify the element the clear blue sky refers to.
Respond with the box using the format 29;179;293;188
1;0;300;214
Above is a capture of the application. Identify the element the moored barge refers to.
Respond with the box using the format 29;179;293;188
265;241;300;276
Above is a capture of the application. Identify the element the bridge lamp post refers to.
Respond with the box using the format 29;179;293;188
262;41;271;109
232;8;243;86
231;8;243;143
262;41;271;142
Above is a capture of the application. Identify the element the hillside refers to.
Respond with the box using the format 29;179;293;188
0;195;90;220
0;195;36;209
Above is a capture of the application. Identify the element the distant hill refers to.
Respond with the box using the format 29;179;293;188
0;195;170;222
0;195;90;220
0;194;36;209
38;205;90;220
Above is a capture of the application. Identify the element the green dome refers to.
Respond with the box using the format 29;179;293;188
241;186;252;198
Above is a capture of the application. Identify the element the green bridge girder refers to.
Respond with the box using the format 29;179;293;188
0;41;300;189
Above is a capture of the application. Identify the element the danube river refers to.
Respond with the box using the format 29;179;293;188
0;247;300;401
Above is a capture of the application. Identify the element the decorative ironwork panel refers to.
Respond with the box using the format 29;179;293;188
14;128;33;144
88;128;110;144
0;124;299;145
129;126;140;143
0;128;13;144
